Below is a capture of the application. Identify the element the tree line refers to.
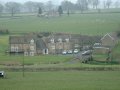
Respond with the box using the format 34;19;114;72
0;29;9;34
0;0;120;16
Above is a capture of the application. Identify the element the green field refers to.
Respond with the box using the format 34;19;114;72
0;12;120;90
0;13;120;55
0;71;120;90
0;13;120;65
0;13;120;35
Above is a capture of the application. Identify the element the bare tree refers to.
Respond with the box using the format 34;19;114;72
24;1;44;13
61;0;68;11
34;2;44;12
24;1;35;12
77;0;89;13
103;0;107;9
5;2;21;17
93;0;100;9
87;0;100;9
106;0;112;9
61;0;76;13
0;3;3;16
46;0;54;12
114;0;120;8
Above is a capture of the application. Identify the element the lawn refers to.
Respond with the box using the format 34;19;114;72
0;55;72;65
0;13;120;35
0;71;120;90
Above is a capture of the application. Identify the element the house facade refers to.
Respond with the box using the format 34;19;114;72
9;36;37;56
93;32;119;54
101;33;119;47
47;33;72;54
9;35;49;56
9;32;101;56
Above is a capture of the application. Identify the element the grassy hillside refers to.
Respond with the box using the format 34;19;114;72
0;13;120;35
0;13;120;66
0;71;120;90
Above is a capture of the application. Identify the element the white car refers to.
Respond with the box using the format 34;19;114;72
62;50;67;55
74;49;79;54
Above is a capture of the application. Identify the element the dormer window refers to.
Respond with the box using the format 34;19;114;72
50;38;54;43
30;39;34;44
58;38;62;43
65;38;69;42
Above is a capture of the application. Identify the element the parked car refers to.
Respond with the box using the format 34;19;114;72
62;50;67;55
74;49;79;54
82;50;92;56
67;50;73;54
0;71;4;78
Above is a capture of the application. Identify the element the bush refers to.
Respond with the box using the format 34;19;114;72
116;30;120;38
0;29;10;35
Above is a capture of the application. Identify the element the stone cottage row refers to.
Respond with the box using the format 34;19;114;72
9;32;119;56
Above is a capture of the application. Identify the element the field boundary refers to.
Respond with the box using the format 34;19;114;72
1;67;120;72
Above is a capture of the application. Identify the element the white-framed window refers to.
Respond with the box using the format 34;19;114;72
30;52;34;56
30;46;34;51
11;47;15;52
15;47;19;52
24;52;28;56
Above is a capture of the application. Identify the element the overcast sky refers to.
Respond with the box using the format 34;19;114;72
0;0;116;5
0;0;76;4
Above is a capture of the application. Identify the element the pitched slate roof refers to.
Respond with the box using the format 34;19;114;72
9;35;37;44
101;32;119;41
47;33;101;44
36;39;47;50
48;33;71;43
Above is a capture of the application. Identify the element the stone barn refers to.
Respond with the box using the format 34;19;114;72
101;33;119;47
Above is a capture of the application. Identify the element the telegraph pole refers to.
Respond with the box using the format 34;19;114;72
22;36;25;77
22;51;24;77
